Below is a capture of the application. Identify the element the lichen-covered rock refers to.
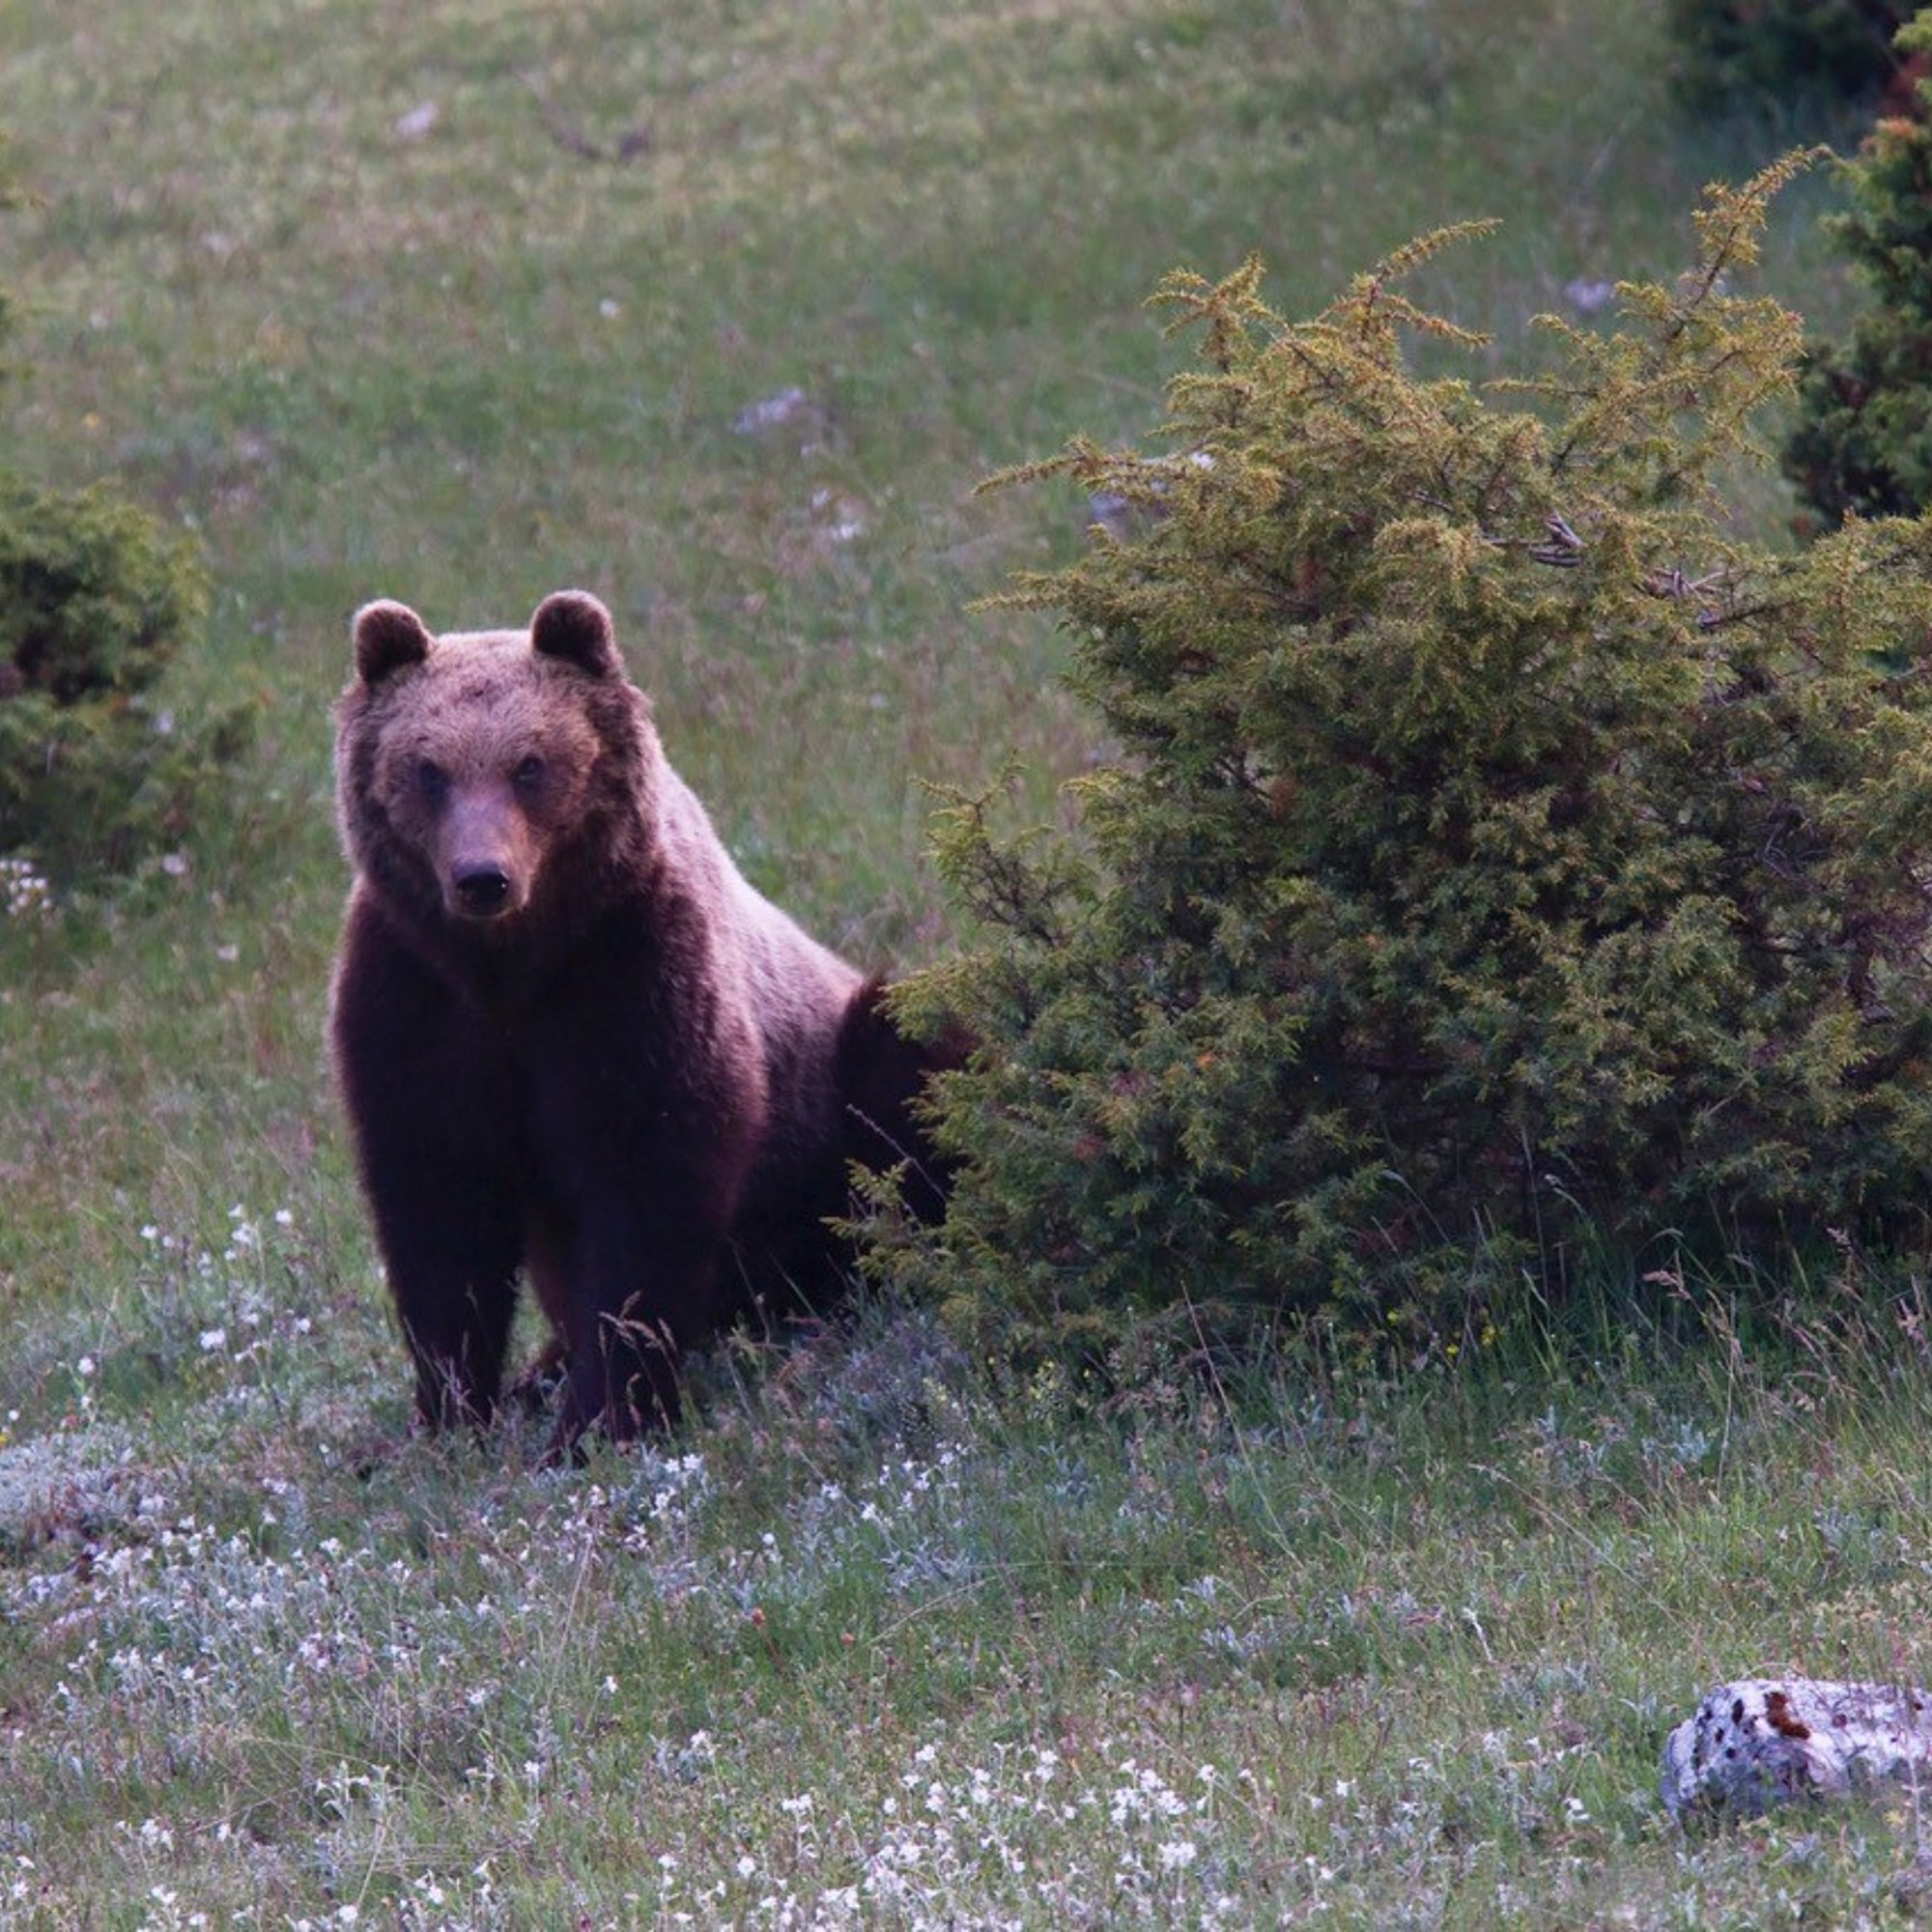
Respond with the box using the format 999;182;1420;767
1662;1678;1932;1824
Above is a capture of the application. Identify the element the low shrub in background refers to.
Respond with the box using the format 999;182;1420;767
1667;0;1909;108
1785;12;1932;526
875;157;1932;1369
0;148;240;885
0;479;240;878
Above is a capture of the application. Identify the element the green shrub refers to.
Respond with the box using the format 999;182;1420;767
1784;13;1932;526
877;156;1932;1368
0;478;228;877
0;149;238;883
1668;0;1909;107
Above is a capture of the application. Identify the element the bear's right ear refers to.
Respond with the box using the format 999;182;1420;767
352;601;435;685
530;590;623;680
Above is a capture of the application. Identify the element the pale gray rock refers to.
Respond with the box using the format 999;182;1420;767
732;387;817;437
1662;1678;1932;1824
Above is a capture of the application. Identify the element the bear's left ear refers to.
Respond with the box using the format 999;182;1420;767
530;590;623;680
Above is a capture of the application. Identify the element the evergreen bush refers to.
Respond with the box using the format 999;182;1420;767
1668;0;1908;108
876;157;1932;1367
0;479;225;876
0;156;236;882
1785;12;1932;526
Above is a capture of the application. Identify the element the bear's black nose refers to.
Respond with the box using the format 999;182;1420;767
453;866;513;916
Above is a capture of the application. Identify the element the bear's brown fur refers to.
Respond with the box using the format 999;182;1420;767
835;977;969;1229
330;588;944;1456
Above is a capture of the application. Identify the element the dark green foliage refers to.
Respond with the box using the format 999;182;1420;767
1668;0;1909;107
878;158;1932;1366
1785;14;1932;525
0;478;228;876
0;158;235;882
0;480;195;704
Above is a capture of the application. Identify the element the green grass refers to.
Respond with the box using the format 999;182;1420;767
14;1257;1932;1924
0;0;1923;1921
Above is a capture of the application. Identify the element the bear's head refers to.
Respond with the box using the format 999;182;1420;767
337;590;655;933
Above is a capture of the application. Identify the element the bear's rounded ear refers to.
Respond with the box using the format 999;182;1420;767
352;601;434;685
530;590;622;679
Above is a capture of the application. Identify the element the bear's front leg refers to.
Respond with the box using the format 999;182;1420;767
545;1187;737;1459
331;900;525;1431
530;1074;754;1460
380;1170;525;1432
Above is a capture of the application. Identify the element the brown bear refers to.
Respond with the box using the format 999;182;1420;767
330;588;953;1457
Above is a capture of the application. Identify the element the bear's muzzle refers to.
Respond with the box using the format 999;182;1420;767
452;864;515;918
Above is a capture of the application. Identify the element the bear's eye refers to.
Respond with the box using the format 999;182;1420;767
512;753;547;790
415;759;449;801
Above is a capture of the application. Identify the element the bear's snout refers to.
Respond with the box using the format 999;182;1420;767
452;863;515;918
439;782;532;921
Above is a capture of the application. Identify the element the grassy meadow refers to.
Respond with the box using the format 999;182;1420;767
7;0;1932;1922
